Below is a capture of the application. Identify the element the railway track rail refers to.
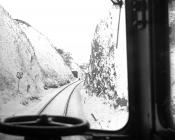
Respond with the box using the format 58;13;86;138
38;80;83;116
63;81;83;116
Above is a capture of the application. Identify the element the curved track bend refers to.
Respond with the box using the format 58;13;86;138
38;80;83;116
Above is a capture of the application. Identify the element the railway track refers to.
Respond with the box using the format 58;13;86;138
63;81;83;116
38;80;83;116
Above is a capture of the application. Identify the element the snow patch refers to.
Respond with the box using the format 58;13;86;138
80;88;128;130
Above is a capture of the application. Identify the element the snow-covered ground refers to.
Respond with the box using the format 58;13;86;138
80;88;128;130
0;80;128;130
0;82;72;120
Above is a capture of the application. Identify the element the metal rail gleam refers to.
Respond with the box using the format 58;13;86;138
63;81;83;116
38;80;83;115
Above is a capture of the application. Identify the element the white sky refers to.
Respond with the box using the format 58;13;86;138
0;0;113;64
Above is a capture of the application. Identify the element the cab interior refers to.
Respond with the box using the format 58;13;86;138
0;0;175;140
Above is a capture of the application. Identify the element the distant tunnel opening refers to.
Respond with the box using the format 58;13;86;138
72;71;78;78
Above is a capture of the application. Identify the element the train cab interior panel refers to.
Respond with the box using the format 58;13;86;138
0;0;175;140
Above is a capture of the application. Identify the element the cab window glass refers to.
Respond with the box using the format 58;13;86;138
169;0;175;123
0;0;128;131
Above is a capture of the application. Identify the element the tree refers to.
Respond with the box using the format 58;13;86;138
63;52;73;67
55;48;64;55
55;48;73;67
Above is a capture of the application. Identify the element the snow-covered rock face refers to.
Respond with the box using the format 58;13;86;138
86;11;117;98
0;6;43;98
0;5;73;107
16;19;74;87
85;8;128;107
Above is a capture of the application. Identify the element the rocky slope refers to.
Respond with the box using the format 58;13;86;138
16;19;74;87
85;6;128;108
0;6;43;101
0;5;73;111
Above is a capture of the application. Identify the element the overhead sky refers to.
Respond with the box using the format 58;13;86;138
0;0;114;64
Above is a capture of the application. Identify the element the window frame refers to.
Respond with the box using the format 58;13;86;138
150;0;175;139
85;0;153;139
1;0;174;140
86;0;175;139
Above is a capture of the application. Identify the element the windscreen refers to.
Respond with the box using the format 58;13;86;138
169;0;175;124
0;0;128;134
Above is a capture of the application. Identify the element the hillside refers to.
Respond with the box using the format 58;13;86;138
81;5;128;130
16;19;74;87
0;5;43;105
85;6;128;108
0;5;73;117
